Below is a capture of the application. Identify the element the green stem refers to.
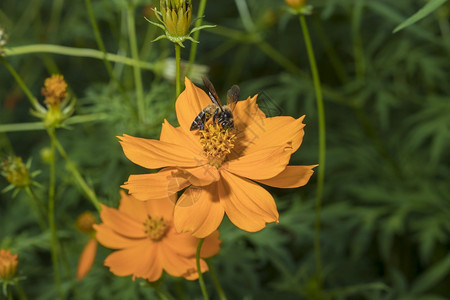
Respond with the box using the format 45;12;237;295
299;15;325;285
47;128;62;299
351;0;366;78
0;57;43;111
0;113;108;133
127;2;146;123
4;45;155;70
175;44;182;97
24;186;47;230
206;259;227;300
15;281;28;300
196;238;209;300
187;0;208;76
85;0;133;108
257;40;302;76
52;137;101;211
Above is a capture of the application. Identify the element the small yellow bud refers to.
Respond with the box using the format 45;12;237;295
41;74;68;106
40;147;53;164
76;211;96;235
0;249;18;280
32;74;75;128
1;156;31;188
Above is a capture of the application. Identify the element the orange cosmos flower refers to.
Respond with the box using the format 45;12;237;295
94;191;221;282
119;77;317;238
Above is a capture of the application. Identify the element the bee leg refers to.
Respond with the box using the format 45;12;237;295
212;108;220;125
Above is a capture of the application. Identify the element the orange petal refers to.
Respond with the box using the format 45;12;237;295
256;165;317;188
117;190;148;220
178;165;220;186
233;95;266;130
160;119;202;152
174;185;225;238
181;257;208;280
176;77;212;131
121;168;189;201
162;229;221;258
235;116;305;157
99;203;146;239
224;144;293;180
162;229;198;257
104;240;160;280
219;171;278;232
118;134;205;169
144;196;175;221
157;244;203;278
76;238;98;280
94;224;141;249
201;230;221;258
138;243;163;282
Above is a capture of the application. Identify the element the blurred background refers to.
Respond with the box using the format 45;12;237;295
1;0;449;299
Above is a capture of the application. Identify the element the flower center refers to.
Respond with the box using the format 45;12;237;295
199;124;236;168
143;216;168;241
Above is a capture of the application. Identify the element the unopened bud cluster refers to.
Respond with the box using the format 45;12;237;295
1;156;31;188
147;0;214;47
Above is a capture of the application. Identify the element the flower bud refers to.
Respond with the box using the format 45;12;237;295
147;0;214;47
1;156;31;188
0;249;18;280
31;74;75;128
285;0;306;10
160;0;192;38
76;211;96;235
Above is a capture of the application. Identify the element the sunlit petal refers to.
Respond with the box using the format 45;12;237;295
225;144;293;180
118;134;205;169
174;185;225;238
219;170;278;232
256;165;317;188
121;168;189;201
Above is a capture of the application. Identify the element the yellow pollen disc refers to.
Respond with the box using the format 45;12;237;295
143;216;168;241
199;124;236;168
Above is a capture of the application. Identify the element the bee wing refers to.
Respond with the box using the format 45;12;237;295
202;76;224;111
227;84;240;111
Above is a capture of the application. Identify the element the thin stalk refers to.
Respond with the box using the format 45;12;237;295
351;0;366;78
187;0;208;76
84;0;133;108
196;238;209;300
0;57;42;111
127;3;146;123
206;260;227;300
52;137;101;211
47;128;62;299
5;45;155;70
299;15;325;285
175;44;182;97
0;122;45;132
0;113;108;133
15;281;28;300
24;186;47;230
257;40;302;76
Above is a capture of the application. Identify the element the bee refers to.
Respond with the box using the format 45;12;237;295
190;77;240;131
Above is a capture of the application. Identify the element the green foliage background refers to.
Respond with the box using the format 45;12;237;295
1;0;450;299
